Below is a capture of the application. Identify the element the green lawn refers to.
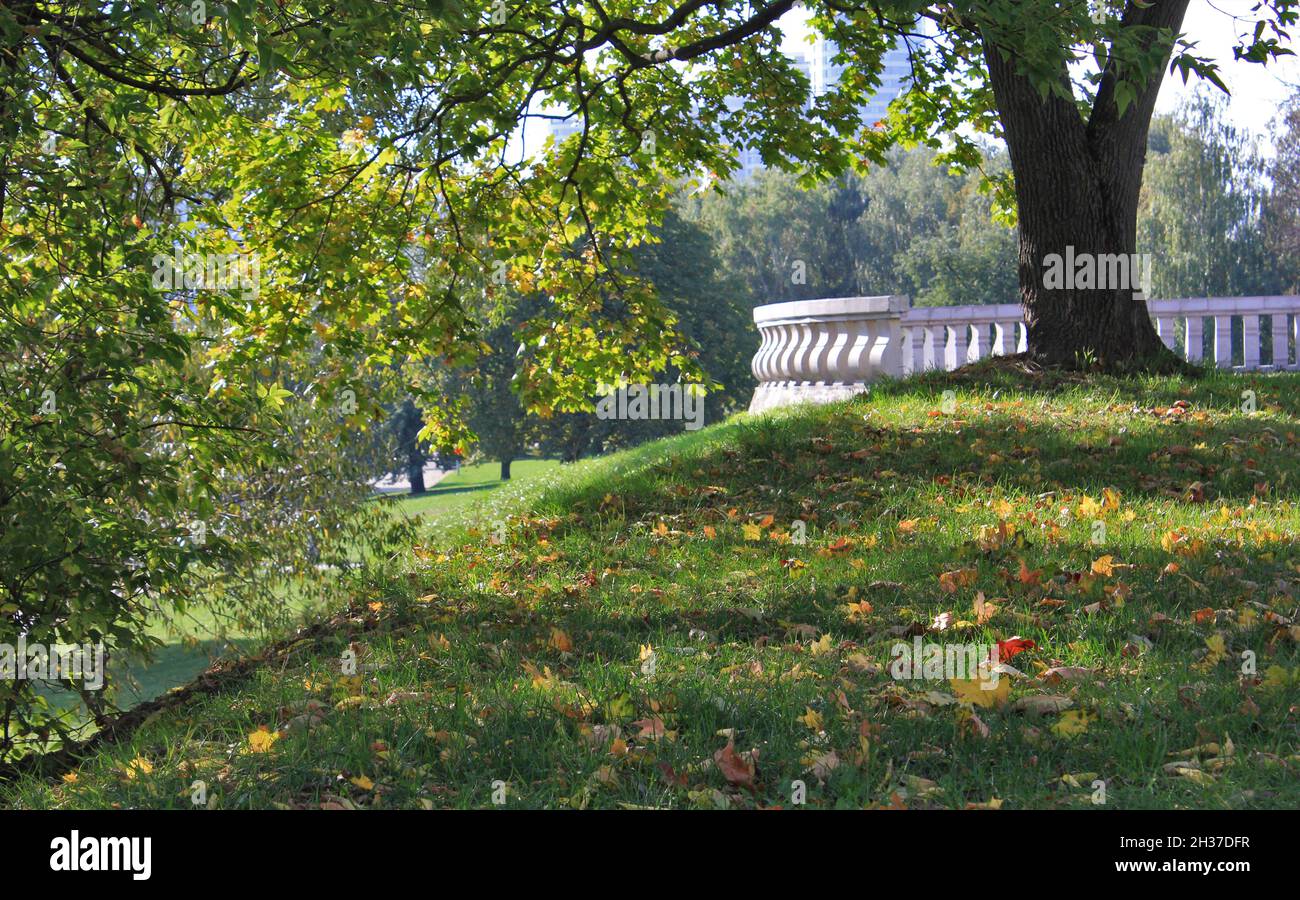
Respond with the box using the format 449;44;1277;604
7;365;1300;809
392;458;562;523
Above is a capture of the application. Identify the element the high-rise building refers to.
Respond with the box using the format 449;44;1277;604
810;34;912;128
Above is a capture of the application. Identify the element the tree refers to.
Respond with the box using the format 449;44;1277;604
1139;92;1277;300
388;399;431;494
1266;93;1300;295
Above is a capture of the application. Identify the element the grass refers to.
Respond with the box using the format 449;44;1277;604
392;458;562;523
5;365;1300;809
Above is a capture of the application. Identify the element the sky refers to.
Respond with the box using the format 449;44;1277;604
775;0;1299;145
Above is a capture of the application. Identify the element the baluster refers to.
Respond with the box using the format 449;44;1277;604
968;323;986;361
921;325;939;371
946;324;969;370
1184;317;1203;364
1214;315;1233;368
1156;316;1177;351
805;321;833;381
1271;314;1290;369
1242;314;1261;369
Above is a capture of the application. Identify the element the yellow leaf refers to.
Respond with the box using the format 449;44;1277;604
549;628;573;653
742;523;762;541
1051;709;1094;738
810;633;834;656
246;726;280;754
349;774;374;791
799;706;824;731
1077;496;1102;518
124;757;153;780
1090;555;1116;577
950;676;1009;708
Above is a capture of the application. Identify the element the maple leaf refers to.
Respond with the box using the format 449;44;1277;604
973;592;999;624
1090;555;1117;577
1039;666;1093;685
939;568;978;593
742;523;762;541
1051;709;1094;738
123;757;153;780
702;525;717;539
950;676;1009;708
630;717;667;740
995;637;1036;662
548;627;573;653
349;774;375;791
1077;495;1102;518
246;726;280;754
713;740;756;788
799;706;825;730
1017;559;1042;586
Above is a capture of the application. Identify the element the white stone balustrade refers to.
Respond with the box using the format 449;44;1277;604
749;295;908;413
749;293;1300;413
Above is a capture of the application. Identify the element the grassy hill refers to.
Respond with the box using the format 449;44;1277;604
5;364;1299;809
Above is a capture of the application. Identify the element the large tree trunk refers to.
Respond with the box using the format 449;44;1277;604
981;0;1191;371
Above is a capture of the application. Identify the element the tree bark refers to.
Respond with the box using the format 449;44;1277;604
500;457;512;480
408;462;426;495
981;0;1192;371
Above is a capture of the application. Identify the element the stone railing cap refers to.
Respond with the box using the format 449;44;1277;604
753;295;910;324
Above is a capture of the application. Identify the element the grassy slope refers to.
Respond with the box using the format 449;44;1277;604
6;366;1299;809
393;458;561;522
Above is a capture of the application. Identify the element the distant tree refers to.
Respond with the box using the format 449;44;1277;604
1138;92;1277;299
683;146;1019;309
387;399;431;494
1266;95;1300;295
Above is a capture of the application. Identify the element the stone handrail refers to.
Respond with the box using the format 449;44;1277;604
750;294;1300;413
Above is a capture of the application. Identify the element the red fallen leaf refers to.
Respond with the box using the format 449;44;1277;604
825;536;855;553
713;740;756;788
630;717;666;740
995;637;1036;662
1191;607;1215;624
658;763;688;787
1017;559;1042;586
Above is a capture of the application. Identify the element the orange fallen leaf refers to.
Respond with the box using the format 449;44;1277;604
713;740;756;788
